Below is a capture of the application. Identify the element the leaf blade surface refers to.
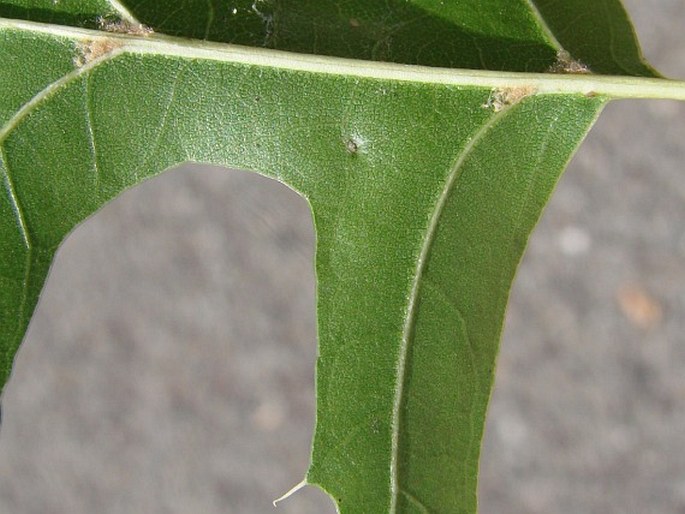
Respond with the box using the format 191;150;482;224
0;2;675;512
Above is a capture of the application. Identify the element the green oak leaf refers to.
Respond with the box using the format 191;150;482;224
0;1;683;512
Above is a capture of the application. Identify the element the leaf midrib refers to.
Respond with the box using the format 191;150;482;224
2;18;685;102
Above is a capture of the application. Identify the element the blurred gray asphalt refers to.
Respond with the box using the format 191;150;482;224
1;1;685;513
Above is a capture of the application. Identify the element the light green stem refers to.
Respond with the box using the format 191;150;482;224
3;17;685;102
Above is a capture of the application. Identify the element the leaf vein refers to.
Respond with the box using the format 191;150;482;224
0;145;31;249
137;63;185;179
422;278;479;385
106;0;141;24
0;47;123;143
525;0;564;51
312;411;377;474
83;75;101;194
390;106;513;512
400;487;432;513
421;277;480;495
204;0;215;40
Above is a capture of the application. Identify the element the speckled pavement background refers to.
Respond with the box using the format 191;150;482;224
1;1;684;513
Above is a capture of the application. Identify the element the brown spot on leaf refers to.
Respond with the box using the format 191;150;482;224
345;138;359;154
483;85;536;112
74;38;122;67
